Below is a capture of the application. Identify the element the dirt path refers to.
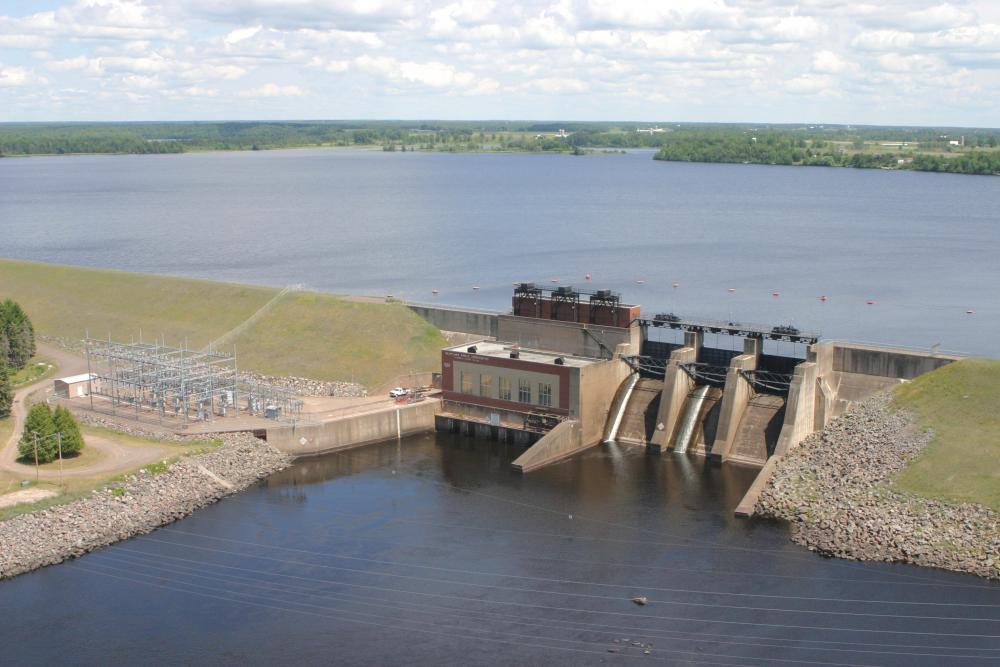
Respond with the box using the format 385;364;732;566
1;343;171;482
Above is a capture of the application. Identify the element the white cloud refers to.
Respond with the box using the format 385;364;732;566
352;54;498;92
812;50;851;73
0;33;49;49
238;82;304;97
1;0;999;124
0;64;35;87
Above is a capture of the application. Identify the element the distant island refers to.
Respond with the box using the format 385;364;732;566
1;120;997;176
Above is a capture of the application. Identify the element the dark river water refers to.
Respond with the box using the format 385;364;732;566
1;148;998;354
2;434;998;666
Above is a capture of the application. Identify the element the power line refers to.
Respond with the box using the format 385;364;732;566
96;550;1000;662
76;559;881;667
99;547;1000;653
145;532;998;623
196;500;998;593
107;542;1000;639
161;526;1000;613
71;563;789;667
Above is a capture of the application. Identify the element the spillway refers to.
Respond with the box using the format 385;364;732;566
673;384;710;454
728;394;787;466
603;372;638;443
615;378;664;445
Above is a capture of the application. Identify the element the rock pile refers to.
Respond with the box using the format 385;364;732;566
756;393;999;579
0;432;291;581
237;371;366;397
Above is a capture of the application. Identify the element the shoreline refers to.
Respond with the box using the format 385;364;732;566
0;432;291;581
755;393;999;580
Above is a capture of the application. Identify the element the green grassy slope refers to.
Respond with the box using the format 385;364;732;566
0;259;274;348
893;358;1000;512
0;259;445;388
231;291;445;388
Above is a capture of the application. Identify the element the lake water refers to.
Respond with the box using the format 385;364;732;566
2;434;998;666
1;150;999;665
1;148;998;354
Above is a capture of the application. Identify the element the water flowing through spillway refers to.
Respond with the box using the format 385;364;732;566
603;372;638;443
674;384;711;454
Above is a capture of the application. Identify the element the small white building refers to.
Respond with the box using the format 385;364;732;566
53;373;99;398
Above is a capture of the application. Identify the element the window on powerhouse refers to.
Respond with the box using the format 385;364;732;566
538;382;552;407
518;378;531;403
499;376;511;401
480;374;493;397
460;371;473;394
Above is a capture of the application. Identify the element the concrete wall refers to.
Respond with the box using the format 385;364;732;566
773;361;818;457
266;400;439;457
511;419;583;473
821;342;961;380
496;315;640;358
709;353;758;462
408;304;499;337
578;358;632;446
648;346;697;452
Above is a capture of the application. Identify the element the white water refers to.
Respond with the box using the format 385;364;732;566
603;372;639;443
673;384;711;454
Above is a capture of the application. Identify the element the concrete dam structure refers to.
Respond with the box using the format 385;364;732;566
411;289;964;495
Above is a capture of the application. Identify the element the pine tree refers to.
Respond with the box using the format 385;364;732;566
0;300;32;370
0;361;12;419
18;402;57;464
53;405;84;456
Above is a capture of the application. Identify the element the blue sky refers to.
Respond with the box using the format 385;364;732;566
2;1;999;126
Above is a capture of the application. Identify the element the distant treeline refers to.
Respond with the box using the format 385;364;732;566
652;128;1000;176
2;121;998;175
0;120;674;156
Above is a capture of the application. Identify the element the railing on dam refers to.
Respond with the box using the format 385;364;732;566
636;315;820;345
740;369;794;394
623;355;668;378
679;362;730;388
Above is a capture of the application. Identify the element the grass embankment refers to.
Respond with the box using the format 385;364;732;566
10;356;57;387
0;259;445;388
893;358;1000;512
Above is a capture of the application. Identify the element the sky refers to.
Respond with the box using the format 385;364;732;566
1;0;999;126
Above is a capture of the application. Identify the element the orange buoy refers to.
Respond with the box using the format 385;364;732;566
584;274;592;280
866;300;875;305
772;291;780;297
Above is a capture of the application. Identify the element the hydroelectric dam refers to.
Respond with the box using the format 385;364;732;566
408;284;962;515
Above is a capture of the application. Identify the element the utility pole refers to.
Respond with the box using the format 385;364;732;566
32;431;39;482
56;432;64;488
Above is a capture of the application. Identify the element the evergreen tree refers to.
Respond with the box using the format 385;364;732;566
0;300;35;370
0;361;12;419
53;405;84;456
18;402;58;463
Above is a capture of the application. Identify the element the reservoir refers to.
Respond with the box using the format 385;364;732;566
1;432;998;666
1;148;998;355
